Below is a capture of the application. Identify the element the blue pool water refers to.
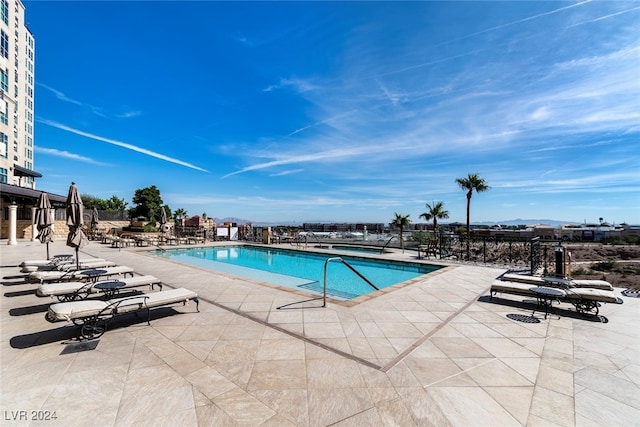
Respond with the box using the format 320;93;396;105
153;245;440;300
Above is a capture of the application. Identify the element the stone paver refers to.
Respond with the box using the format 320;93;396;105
1;239;638;426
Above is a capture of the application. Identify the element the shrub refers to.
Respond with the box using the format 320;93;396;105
591;260;618;271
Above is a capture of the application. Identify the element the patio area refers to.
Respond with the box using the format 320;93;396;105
1;239;638;426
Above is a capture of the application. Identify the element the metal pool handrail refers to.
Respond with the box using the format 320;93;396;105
323;257;379;307
381;236;396;251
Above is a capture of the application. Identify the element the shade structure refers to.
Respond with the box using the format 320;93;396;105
65;182;88;269
90;207;99;231
35;192;54;259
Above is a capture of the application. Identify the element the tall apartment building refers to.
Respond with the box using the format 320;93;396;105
0;0;37;189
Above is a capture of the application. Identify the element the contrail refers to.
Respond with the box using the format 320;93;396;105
39;119;209;172
381;1;593;77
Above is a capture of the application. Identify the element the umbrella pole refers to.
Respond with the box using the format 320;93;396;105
76;247;79;270
46;242;50;260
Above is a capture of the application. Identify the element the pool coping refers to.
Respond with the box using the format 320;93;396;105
134;242;454;308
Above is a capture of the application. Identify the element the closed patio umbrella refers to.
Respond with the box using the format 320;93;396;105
35;192;54;260
159;208;168;244
65;182;89;269
90;207;99;232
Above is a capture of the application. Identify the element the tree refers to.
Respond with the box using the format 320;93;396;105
419;201;449;241
81;194;108;210
81;194;128;211
455;173;490;260
391;213;411;253
130;185;164;222
174;208;188;220
105;195;128;212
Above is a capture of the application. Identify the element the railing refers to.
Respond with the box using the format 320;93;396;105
381;236;396;251
435;234;557;272
301;232;322;248
323;257;378;307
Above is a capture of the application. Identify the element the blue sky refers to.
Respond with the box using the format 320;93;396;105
29;1;639;225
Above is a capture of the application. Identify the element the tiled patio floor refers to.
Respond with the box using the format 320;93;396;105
1;239;638;426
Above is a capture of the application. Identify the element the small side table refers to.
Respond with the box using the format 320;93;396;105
530;286;565;319
94;281;125;299
80;269;108;283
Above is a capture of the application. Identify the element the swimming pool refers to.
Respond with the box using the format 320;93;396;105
153;245;440;300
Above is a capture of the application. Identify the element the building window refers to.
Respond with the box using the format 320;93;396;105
0;100;6;125
0;30;7;59
0;167;7;184
0;68;7;92
0;132;8;159
1;0;8;25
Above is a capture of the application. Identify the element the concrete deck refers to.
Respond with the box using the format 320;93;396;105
1;239;638;426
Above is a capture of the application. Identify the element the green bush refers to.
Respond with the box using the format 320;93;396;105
591;260;618;272
144;223;158;233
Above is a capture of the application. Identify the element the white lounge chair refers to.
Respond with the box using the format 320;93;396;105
22;258;112;274
36;275;163;301
30;265;134;283
45;288;199;339
500;273;613;290
489;280;622;317
20;254;75;268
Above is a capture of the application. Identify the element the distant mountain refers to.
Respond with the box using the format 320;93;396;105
213;218;339;226
471;219;579;226
212;218;581;227
213;217;251;225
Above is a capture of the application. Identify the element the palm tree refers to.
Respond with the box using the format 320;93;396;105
455;173;490;260
419;201;449;242
391;213;411;253
174;208;188;220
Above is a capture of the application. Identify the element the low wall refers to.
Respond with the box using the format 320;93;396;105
3;220;131;240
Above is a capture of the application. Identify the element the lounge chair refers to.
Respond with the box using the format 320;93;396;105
500;273;613;290
489;280;623;316
29;265;134;283
45;287;199;339
20;254;75;268
36;275;163;301
21;258;113;273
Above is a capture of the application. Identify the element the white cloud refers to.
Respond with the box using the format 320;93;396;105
38;119;209;172
264;77;319;93
35;146;107;166
37;83;142;119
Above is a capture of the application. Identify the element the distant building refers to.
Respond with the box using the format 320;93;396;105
0;0;37;187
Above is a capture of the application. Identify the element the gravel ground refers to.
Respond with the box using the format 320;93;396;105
564;244;640;289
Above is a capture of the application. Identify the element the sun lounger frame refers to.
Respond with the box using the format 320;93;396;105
46;291;199;340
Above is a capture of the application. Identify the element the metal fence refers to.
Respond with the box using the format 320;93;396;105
51;210;129;221
436;234;557;274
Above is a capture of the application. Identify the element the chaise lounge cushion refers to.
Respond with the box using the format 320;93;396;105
490;280;538;296
30;265;134;283
48;300;109;321
501;273;613;290
37;281;92;297
563;287;619;303
36;275;162;298
109;288;198;314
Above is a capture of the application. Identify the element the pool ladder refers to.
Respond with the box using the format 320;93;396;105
323;257;378;307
